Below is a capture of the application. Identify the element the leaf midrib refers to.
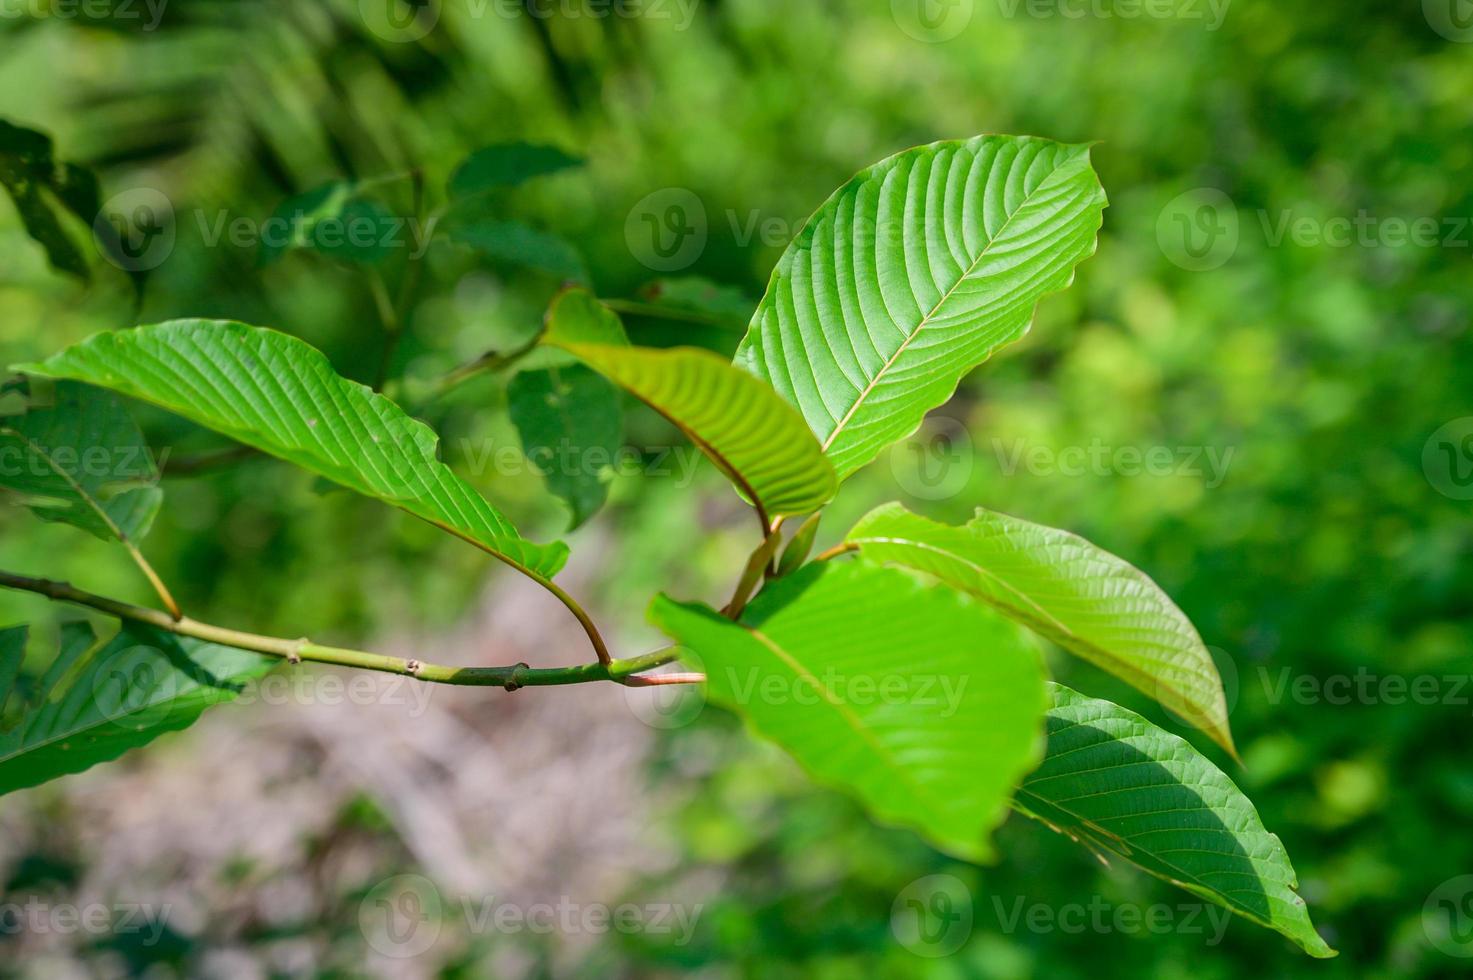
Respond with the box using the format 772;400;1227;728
742;622;950;824
819;153;1072;454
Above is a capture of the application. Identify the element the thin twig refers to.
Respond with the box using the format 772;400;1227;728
0;570;685;688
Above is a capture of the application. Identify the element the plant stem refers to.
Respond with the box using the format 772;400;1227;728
814;542;858;562
0;570;685;689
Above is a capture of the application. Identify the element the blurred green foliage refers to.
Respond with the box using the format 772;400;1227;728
1;1;1470;976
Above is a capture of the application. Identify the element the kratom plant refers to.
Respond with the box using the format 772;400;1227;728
0;134;1333;958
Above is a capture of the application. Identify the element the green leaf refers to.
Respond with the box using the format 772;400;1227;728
775;512;821;577
735;135;1107;480
549;340;837;523
448;142;581;199
0;623;272;798
508;365;623;530
13;320;568;579
0;381;162;544
259;180;395;266
1017;684;1335;958
650;562;1048;861
543;287;630;347
443;216;587;283
0;119;98;278
846;503;1235;756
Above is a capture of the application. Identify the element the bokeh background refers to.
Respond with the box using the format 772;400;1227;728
2;1;1471;976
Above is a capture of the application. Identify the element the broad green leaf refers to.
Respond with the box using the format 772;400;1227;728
0;381;162;543
0;623;272;798
448;142;581;199
846;503;1235;756
443;216;587;283
0;119;99;278
1016;684;1335;958
735;135;1107;480
550;341;837;523
508;365;623;530
650;562;1048;861
13;320;568;579
259;181;395;266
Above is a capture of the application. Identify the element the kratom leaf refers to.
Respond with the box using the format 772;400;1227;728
508;365;623;530
0;622;272;798
0;381;162;543
775;512;821;577
259;180;395;266
1016;684;1335;958
543;287;630;347
650;562;1048;861
735;135;1107;480
549;340;837;523
846;503;1235;756
13;320;568;579
0;119;98;278
443;216;587;283
448;142;581;199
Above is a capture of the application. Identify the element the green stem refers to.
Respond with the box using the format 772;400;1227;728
0;570;689;689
